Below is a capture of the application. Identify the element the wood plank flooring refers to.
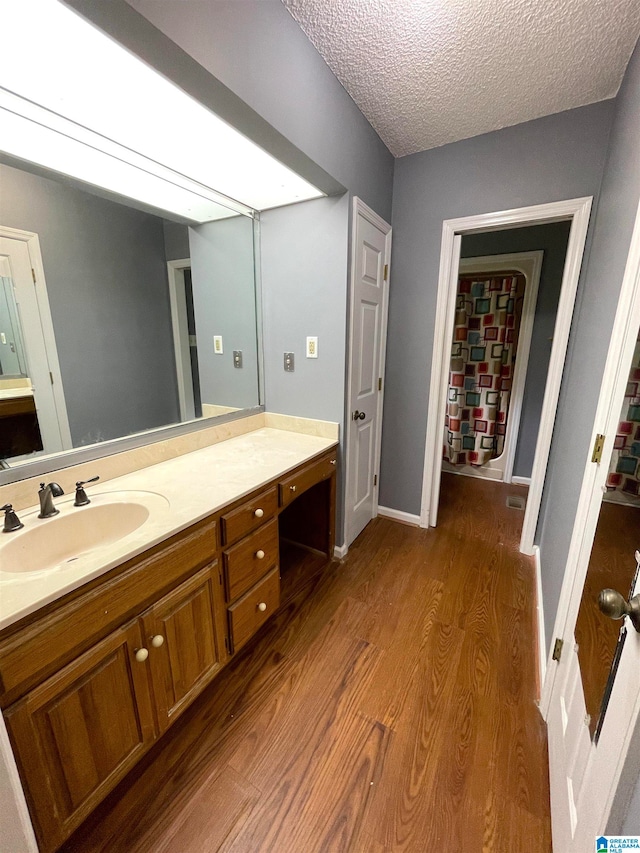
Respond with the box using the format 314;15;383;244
61;473;551;852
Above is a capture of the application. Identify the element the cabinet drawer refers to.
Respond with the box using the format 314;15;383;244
223;518;279;602
279;452;337;507
228;567;280;653
221;486;278;545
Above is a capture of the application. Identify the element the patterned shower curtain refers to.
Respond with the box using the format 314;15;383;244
443;272;525;467
606;330;640;502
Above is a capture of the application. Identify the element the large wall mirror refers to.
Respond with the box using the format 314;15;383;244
0;159;261;473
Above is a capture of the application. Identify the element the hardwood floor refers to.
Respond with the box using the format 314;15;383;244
575;499;640;736
61;473;550;852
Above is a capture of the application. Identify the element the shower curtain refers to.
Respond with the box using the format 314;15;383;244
606;330;640;501
443;272;525;467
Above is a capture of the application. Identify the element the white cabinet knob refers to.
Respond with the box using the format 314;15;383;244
290;485;297;493
135;648;149;662
257;602;267;612
255;549;265;560
254;508;264;518
151;635;164;648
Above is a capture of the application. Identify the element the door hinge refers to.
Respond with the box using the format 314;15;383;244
374;474;377;486
49;371;54;385
31;268;36;284
378;377;382;391
383;264;388;281
552;637;564;662
591;433;605;464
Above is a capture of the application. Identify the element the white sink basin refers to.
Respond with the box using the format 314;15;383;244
0;490;169;576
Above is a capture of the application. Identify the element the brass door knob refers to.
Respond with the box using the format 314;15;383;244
598;588;640;632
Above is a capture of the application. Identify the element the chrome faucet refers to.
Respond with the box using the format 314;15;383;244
38;482;64;518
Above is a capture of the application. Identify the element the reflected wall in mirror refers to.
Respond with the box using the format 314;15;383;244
0;161;260;467
576;327;640;737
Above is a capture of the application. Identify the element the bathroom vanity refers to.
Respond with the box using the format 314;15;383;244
0;429;337;852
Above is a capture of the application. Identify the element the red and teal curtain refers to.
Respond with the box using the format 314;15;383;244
443;272;525;467
606;331;640;501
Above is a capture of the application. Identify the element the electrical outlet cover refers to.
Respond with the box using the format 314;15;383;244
213;335;223;354
306;336;318;358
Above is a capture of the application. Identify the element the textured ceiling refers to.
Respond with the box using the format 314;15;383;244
281;0;640;157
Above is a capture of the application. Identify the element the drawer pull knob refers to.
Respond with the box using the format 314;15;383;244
257;602;267;612
254;508;264;518
135;648;149;663
151;635;164;648
329;459;336;465
255;549;265;560
290;485;297;493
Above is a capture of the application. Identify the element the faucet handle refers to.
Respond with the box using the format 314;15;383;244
1;504;24;533
74;476;100;507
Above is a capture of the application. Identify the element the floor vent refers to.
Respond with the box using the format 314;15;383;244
506;495;526;511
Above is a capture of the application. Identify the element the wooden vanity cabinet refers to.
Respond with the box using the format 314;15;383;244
0;445;337;852
4;620;157;852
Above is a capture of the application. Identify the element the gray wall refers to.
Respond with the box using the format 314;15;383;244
127;0;393;222
537;39;640;652
188;216;260;410
460;221;571;479
379;100;614;517
260;194;350;537
163;221;190;262
0;164;180;446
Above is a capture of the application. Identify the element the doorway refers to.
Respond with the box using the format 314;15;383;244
420;197;592;556
0;226;71;458
167;258;202;422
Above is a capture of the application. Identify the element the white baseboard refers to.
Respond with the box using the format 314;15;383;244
533;545;547;697
334;544;348;559
511;475;532;486
377;506;421;527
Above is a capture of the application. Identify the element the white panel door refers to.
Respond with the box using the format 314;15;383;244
0;234;69;454
345;199;391;546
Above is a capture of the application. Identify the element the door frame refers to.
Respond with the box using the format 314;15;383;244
420;197;592;555
447;250;543;484
543;197;640;844
344;196;392;549
166;258;195;423
0;225;71;453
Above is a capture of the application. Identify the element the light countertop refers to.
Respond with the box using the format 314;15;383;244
0;427;337;632
0;387;34;401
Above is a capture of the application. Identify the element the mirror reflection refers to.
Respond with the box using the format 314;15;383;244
0;161;260;467
576;328;640;737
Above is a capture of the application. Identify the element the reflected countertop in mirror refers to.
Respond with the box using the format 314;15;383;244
0;159;262;476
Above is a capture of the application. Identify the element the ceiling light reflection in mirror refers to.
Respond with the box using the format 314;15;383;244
1;0;325;221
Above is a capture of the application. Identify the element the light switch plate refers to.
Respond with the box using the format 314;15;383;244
284;352;294;372
306;336;318;358
233;350;243;368
213;335;223;354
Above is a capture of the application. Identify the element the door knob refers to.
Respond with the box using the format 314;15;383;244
598;589;640;632
352;410;366;420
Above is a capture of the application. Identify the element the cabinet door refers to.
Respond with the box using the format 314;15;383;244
4;621;155;853
142;564;225;732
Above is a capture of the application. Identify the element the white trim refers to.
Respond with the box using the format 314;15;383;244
419;197;592;561
458;251;543;484
344;197;392;547
533;545;547;696
541;195;640;721
377;505;421;526
0;226;72;452
166;258;194;422
511;475;532;486
333;544;348;559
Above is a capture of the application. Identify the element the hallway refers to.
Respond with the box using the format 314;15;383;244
62;474;551;852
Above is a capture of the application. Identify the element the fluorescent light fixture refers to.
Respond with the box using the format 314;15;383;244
0;0;325;220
